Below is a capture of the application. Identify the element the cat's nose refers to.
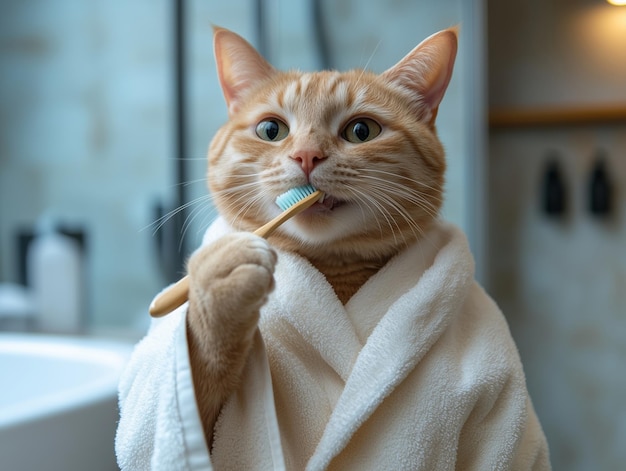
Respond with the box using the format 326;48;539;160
291;150;327;178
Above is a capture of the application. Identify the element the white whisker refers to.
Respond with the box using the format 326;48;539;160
179;199;217;249
361;168;443;193
344;185;385;237
142;195;213;235
345;184;403;245
356;39;383;85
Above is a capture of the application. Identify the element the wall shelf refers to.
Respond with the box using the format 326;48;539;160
489;104;626;128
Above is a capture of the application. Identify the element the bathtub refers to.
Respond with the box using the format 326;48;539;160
0;333;134;471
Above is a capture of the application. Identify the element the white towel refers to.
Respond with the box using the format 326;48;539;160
116;219;551;470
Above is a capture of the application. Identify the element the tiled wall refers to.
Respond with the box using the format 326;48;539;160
0;1;173;331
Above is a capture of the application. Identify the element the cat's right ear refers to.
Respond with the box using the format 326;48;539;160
213;27;275;115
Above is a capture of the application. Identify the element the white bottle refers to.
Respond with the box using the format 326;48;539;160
27;220;83;334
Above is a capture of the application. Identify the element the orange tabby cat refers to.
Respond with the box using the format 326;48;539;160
186;26;457;446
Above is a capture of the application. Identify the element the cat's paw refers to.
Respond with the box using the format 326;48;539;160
187;232;277;316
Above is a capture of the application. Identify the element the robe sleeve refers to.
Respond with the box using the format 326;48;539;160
115;307;213;471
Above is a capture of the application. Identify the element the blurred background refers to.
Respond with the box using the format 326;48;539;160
0;0;624;469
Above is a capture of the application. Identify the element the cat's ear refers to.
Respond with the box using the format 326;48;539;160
213;27;275;115
382;27;458;127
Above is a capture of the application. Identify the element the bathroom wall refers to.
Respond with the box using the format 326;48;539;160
488;0;626;469
0;1;173;332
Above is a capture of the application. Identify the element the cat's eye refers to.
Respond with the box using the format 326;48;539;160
256;118;289;142
342;118;381;143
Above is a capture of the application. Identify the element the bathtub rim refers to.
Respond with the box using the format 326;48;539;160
0;332;133;429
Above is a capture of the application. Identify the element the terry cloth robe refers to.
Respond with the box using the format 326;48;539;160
116;218;551;471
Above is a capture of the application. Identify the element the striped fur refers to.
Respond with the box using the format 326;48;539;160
208;28;457;302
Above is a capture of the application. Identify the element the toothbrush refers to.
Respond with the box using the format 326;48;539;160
149;185;324;317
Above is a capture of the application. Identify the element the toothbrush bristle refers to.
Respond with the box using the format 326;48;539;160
275;184;318;211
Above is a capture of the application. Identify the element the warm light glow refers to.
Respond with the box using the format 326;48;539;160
567;5;626;86
607;0;626;6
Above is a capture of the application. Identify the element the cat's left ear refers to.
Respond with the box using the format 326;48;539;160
382;27;458;127
213;27;276;115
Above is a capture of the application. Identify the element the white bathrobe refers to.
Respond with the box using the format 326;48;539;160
116;218;551;470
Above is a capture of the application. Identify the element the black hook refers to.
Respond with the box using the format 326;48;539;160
542;158;567;217
588;153;613;217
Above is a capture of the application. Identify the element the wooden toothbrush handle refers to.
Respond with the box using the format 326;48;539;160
148;190;323;317
149;275;190;318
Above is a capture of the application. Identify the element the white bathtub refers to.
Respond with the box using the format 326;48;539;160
0;333;134;471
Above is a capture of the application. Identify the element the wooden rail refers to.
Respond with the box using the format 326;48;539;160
489;104;626;128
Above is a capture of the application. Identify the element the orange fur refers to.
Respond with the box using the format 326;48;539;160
187;26;457;448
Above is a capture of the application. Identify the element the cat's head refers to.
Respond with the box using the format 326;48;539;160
207;27;457;261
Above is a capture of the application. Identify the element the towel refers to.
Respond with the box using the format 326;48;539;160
116;218;550;470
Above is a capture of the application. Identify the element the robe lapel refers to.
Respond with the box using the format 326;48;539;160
344;226;446;343
268;250;362;382
307;223;475;470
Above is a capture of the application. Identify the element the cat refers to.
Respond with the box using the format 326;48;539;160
186;25;456;447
